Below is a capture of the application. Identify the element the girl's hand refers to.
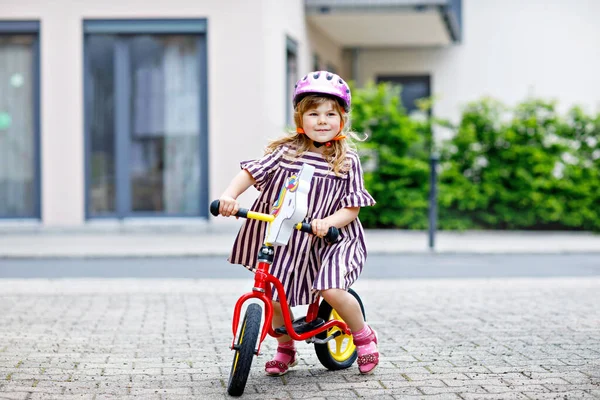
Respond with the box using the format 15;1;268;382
311;218;333;238
219;195;239;217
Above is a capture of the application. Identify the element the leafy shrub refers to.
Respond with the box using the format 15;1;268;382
438;98;600;231
351;82;431;229
351;81;600;231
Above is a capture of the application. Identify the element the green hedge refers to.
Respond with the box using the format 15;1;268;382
351;82;600;232
351;82;431;229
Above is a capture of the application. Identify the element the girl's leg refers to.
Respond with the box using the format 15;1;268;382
265;301;297;376
271;300;292;343
320;288;379;374
319;288;364;331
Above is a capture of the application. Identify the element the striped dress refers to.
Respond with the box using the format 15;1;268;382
228;145;376;307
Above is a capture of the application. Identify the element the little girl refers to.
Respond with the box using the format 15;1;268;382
218;71;378;375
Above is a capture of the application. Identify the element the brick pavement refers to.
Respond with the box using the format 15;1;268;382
0;278;599;399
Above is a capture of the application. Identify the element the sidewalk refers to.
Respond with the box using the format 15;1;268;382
1;277;599;399
0;222;599;258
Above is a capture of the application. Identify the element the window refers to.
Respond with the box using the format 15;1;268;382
286;36;298;127
313;53;320;71
377;75;431;115
0;21;40;219
84;20;208;218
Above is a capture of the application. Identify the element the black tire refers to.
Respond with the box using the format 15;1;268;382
314;288;366;370
227;303;262;397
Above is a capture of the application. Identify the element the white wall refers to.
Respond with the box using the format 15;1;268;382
307;22;345;73
215;0;309;210
357;0;600;127
2;0;309;226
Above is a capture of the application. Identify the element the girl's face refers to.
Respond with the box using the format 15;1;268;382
301;100;342;152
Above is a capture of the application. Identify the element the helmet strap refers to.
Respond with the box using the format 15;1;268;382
296;126;346;148
313;133;347;148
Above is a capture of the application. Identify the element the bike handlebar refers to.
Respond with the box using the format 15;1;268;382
210;200;339;243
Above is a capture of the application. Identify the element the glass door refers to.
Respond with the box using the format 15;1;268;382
86;26;207;218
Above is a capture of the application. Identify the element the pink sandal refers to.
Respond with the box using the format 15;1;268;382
265;345;298;376
353;328;379;374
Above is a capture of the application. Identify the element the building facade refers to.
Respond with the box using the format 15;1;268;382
1;0;598;228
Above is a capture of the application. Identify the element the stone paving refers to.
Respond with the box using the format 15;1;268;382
0;277;599;399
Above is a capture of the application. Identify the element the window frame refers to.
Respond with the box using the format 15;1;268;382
377;74;432;115
285;36;298;127
83;19;209;219
0;20;41;219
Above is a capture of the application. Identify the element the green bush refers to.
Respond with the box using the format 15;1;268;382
438;98;600;231
351;82;431;229
351;82;600;232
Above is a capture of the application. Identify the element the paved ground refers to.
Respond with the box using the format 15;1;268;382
1;277;599;399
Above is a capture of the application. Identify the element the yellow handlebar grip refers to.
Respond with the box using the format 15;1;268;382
246;211;275;223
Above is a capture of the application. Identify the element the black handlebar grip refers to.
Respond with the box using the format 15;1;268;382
210;200;220;216
299;222;313;233
325;226;339;243
210;199;249;218
299;223;339;243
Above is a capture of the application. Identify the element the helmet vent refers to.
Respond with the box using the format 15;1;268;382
292;70;351;112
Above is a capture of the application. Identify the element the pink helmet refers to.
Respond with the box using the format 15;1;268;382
293;71;351;112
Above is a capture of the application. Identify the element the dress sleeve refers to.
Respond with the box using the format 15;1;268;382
240;146;286;192
340;153;376;208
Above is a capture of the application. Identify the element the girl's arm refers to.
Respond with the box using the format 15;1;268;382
311;207;360;238
219;169;256;216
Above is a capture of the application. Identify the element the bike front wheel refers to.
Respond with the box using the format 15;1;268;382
314;288;366;370
227;303;262;397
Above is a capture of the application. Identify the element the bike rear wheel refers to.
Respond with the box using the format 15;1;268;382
227;303;262;397
314;288;366;370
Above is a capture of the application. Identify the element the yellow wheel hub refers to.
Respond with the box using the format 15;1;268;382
327;309;356;362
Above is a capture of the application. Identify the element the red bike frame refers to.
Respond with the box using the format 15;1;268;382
230;253;352;355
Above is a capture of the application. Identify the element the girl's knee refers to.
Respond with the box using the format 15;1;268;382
320;288;343;302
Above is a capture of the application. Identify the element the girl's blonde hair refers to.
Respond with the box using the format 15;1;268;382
265;95;366;175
